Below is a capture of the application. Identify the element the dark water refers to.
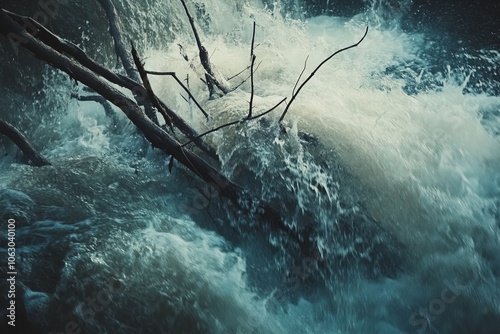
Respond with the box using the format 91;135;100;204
1;0;499;333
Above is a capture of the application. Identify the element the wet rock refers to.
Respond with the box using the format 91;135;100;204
0;188;35;227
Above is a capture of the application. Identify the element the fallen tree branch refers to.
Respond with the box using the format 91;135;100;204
279;26;369;123
179;0;229;98
1;10;216;158
3;8;158;124
76;94;120;128
0;10;304;246
0;118;50;167
77;94;115;116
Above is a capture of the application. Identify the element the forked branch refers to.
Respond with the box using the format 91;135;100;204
131;43;174;130
145;70;209;119
181;97;287;148
279;26;369;123
96;0;138;82
96;0;158;124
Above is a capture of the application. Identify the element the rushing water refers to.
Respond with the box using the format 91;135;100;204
0;0;499;333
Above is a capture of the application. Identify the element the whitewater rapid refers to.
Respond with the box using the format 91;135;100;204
1;1;499;333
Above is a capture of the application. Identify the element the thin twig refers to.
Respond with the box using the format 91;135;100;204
279;26;369;123
181;98;287;148
146;70;209;119
248;21;257;119
247;97;287;121
227;64;251;81
292;55;309;96
230;61;262;92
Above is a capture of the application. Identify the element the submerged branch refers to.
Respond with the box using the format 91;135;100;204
77;94;120;128
77;95;115;117
0;118;50;167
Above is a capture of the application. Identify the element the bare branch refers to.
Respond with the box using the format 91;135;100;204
292;55;309;97
227;64;251;81
279;26;369;123
229;61;262;92
0;118;50;167
96;0;159;124
3;10;138;89
2;9;214;156
179;0;229;97
181;97;287;148
76;94;121;129
77;94;115;117
131;43;174;131
248;21;257;119
96;0;137;81
145;70;209;119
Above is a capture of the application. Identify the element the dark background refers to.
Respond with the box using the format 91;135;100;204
278;0;499;49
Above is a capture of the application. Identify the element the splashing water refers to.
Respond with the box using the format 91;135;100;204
1;0;499;333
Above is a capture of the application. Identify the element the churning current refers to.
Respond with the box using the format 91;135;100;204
0;0;499;333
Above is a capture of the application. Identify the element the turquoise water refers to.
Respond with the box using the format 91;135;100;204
0;1;499;333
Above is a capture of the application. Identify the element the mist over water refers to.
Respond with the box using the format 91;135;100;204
1;0;499;333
